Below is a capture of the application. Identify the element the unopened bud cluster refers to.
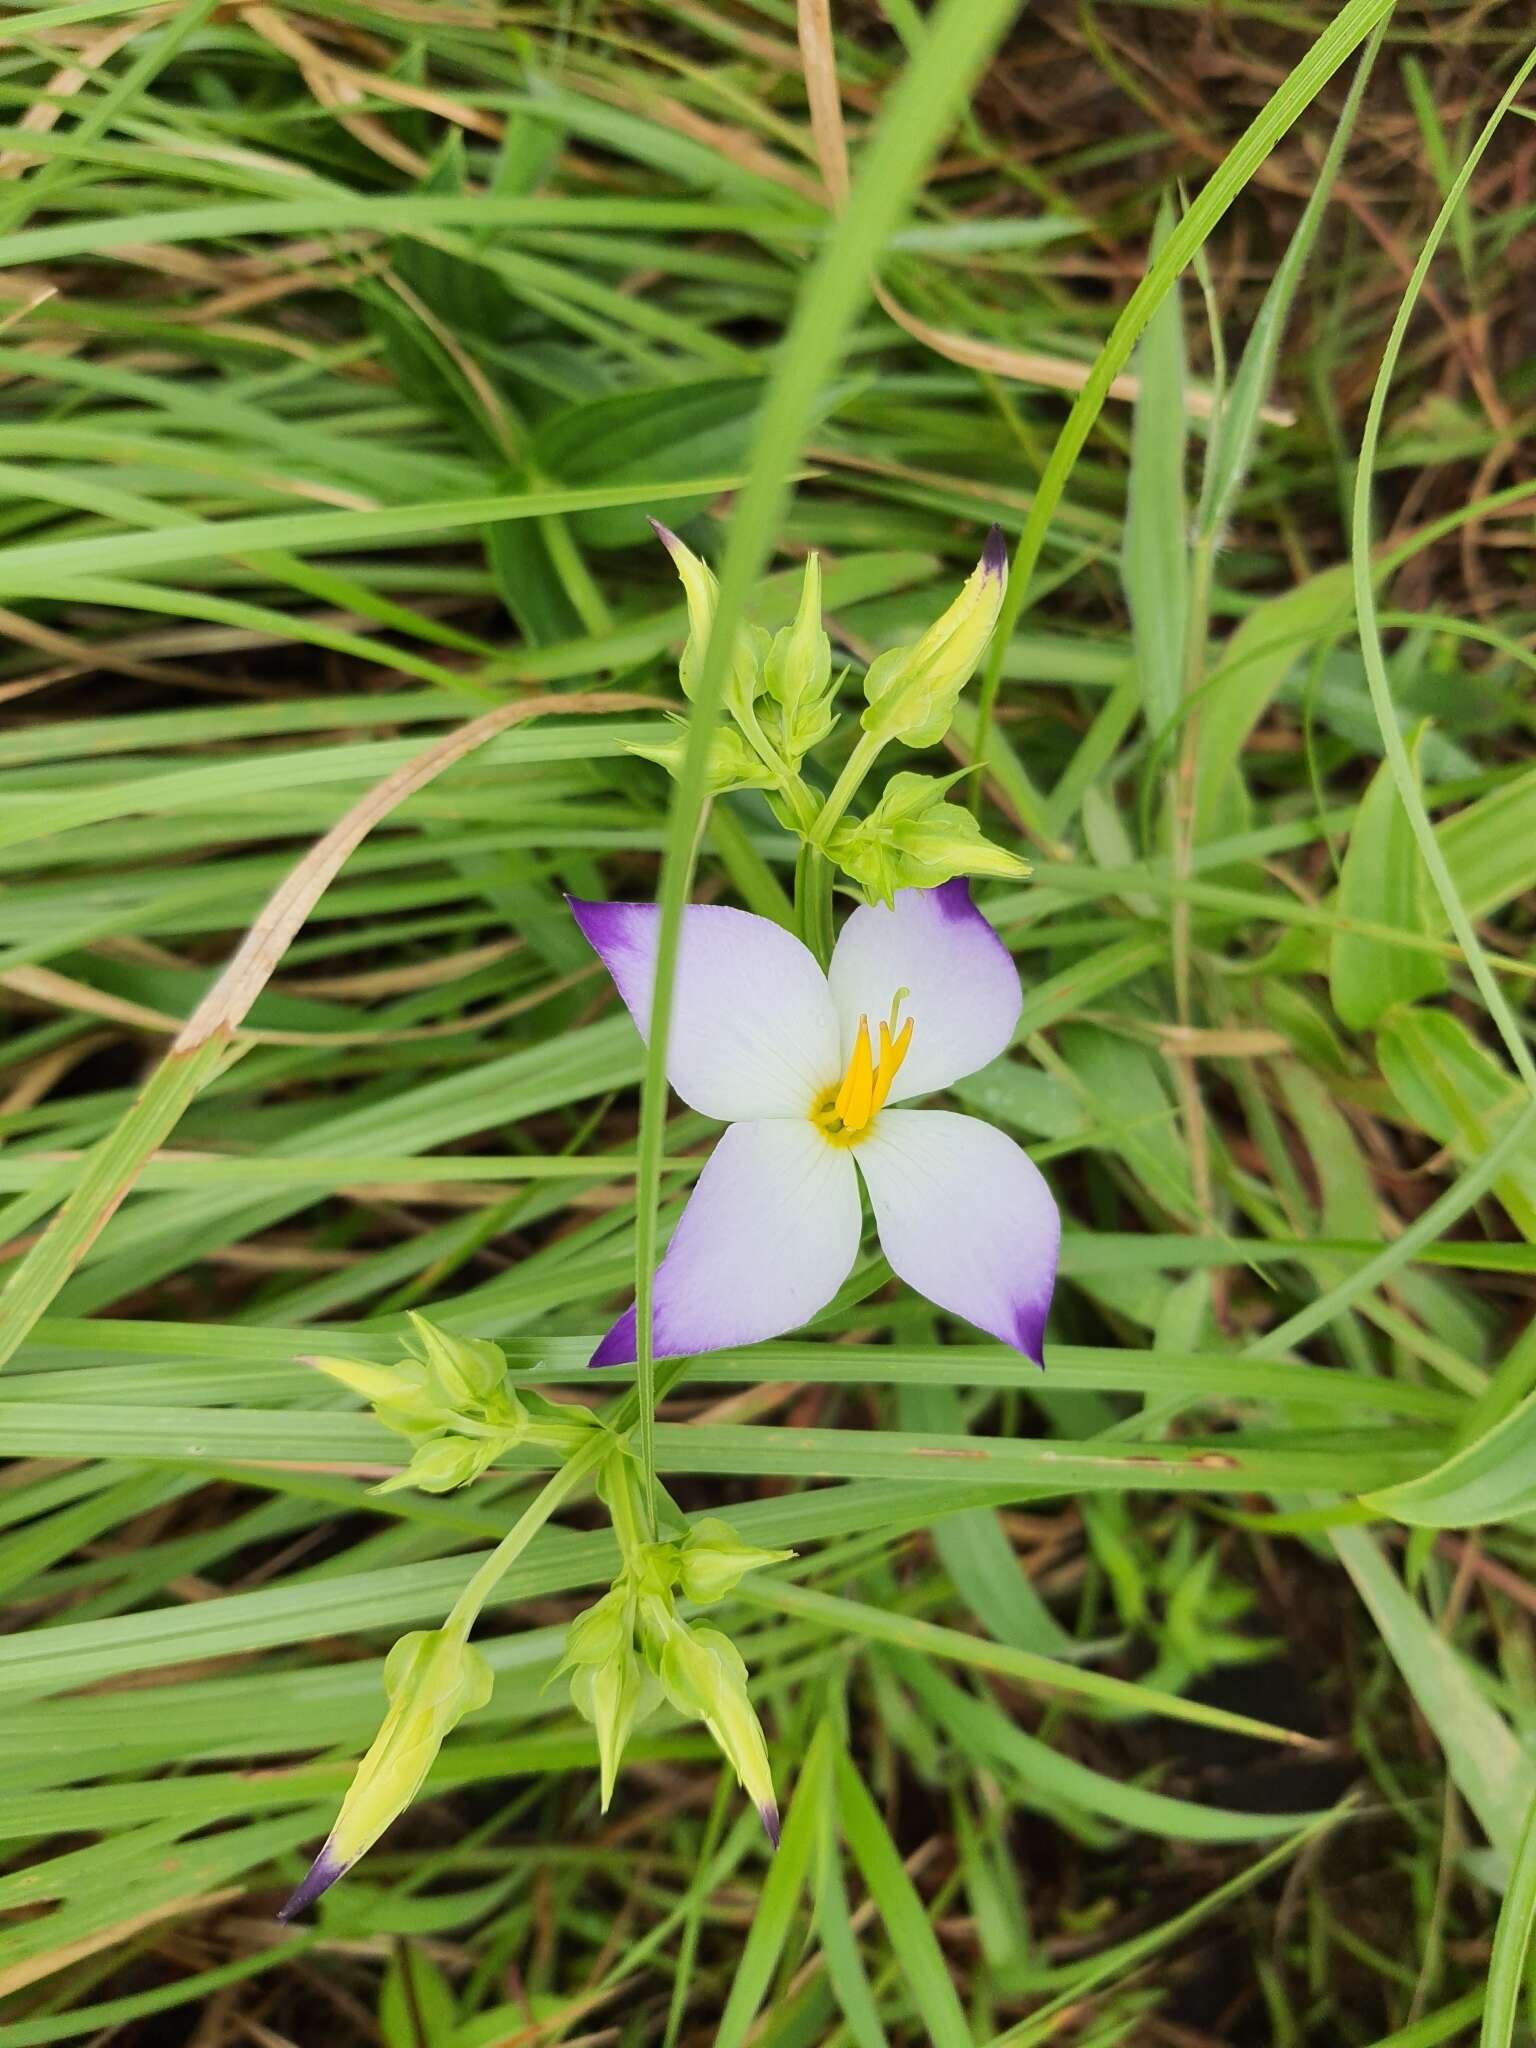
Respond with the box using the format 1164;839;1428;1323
560;1452;791;1839
628;520;1030;908
307;1313;599;1495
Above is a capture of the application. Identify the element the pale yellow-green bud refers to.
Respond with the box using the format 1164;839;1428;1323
559;1582;633;1672
654;1619;778;1843
373;1434;499;1496
624;719;779;796
827;769;1030;907
402;1314;506;1408
305;1353;432;1419
280;1628;492;1918
650;519;764;722
570;1644;654;1811
762;554;833;766
676;1518;794;1606
860;525;1007;749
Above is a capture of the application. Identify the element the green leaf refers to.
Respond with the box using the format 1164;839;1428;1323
835;1748;971;2048
1332;1525;1533;1866
1194;563;1352;842
1483;1789;1536;2048
1121;195;1188;737
1377;1007;1536;1240
380;1945;458;2048
1365;1380;1536;1528
1330;733;1448;1029
712;1735;821;2048
899;1656;1322;1843
530;378;770;549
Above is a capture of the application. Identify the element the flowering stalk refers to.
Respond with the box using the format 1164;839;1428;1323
282;515;1050;1915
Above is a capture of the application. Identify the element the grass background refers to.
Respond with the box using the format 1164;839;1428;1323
1;0;1535;2041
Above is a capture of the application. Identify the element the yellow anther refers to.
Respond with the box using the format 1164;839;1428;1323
834;1016;875;1131
815;995;917;1144
870;1015;913;1114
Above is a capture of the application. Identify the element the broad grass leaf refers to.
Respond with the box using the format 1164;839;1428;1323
1330;732;1447;1030
1333;1526;1532;1869
1194;563;1351;843
380;1945;457;2048
1121;196;1188;738
1377;1007;1536;1240
1366;1383;1536;1529
530;378;770;548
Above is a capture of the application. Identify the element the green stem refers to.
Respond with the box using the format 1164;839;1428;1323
445;1432;610;1642
794;843;836;969
736;699;816;832
810;730;883;847
606;1450;652;1569
538;513;612;638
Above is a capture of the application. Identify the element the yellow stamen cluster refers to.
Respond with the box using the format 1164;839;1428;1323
811;993;913;1146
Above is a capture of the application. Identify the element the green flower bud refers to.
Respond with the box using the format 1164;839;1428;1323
654;1619;778;1844
650;519;765;723
559;1582;633;1672
762;554;834;766
624;719;779;796
570;1644;655;1812
305;1353;427;1413
402;1314;508;1409
676;1518;794;1606
373;1433;499;1496
279;1628;493;1919
304;1353;445;1443
765;553;830;706
860;525;1007;749
827;769;1031;907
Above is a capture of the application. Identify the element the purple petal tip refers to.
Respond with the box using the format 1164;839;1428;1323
982;523;1008;580
277;1845;347;1922
648;516;681;554
1012;1292;1051;1370
588;1306;637;1371
760;1802;781;1849
932;877;974;922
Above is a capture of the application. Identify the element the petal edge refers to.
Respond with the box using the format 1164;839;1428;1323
856;1109;1057;1360
826;882;1021;1104
569;898;839;1122
589;1118;861;1366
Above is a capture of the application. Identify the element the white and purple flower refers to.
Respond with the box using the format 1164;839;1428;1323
570;881;1059;1368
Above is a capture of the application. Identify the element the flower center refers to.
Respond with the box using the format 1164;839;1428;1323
810;991;913;1147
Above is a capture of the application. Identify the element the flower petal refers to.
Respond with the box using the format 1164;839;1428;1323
590;1118;861;1367
856;1110;1058;1360
570;899;839;1121
826;880;1020;1103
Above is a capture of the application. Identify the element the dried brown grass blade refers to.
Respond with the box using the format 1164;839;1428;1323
175;692;651;1050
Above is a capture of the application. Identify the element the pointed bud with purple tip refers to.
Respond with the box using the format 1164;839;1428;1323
649;518;766;724
645;1614;779;1845
278;1841;349;1922
860;522;1009;750
276;1628;492;1921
